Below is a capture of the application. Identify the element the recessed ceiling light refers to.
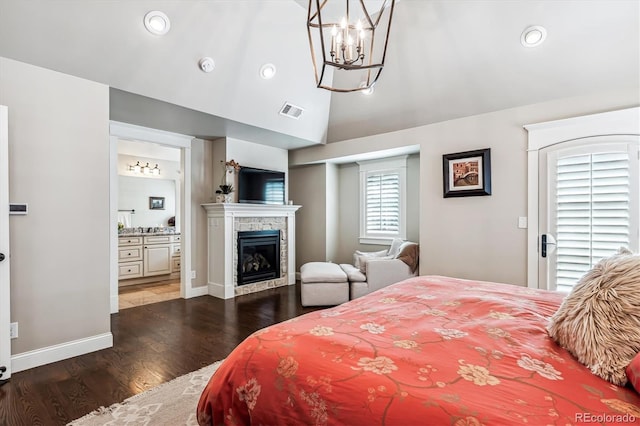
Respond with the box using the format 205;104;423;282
144;11;170;36
260;64;276;79
198;57;215;73
359;81;375;95
521;25;546;47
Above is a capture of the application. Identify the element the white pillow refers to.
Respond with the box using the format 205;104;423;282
387;238;405;257
359;255;395;274
353;249;387;269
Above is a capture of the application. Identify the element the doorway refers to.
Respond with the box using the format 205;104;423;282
537;137;639;292
525;107;640;290
109;121;194;314
117;139;182;309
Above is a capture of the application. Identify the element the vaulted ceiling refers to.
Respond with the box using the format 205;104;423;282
0;0;638;150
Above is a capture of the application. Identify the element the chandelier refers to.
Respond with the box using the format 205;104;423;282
307;0;396;93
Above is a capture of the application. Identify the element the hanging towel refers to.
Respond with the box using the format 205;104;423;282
117;212;132;228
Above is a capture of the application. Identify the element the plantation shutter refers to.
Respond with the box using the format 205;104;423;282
366;171;400;234
554;151;631;292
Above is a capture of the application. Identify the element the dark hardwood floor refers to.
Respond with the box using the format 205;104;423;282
0;282;321;426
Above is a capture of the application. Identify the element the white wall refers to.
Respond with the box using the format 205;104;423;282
290;89;640;286
118;176;176;228
0;57;111;358
218;137;289;202
117;153;181;229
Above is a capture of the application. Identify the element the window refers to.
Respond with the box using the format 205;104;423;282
358;157;407;244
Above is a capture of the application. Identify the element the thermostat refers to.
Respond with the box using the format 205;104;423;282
9;203;28;215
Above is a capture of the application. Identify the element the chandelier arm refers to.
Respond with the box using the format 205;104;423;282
378;0;396;65
325;62;382;71
308;0;329;23
308;0;321;85
358;0;375;28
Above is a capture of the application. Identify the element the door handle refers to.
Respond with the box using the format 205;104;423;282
0;253;4;262
541;234;556;258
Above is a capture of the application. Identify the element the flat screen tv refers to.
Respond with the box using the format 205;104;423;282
238;167;285;205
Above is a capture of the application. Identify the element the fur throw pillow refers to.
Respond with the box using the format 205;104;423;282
547;247;640;385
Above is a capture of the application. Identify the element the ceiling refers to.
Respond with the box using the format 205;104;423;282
0;0;638;150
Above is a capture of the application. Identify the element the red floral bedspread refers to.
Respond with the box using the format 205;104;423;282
197;276;640;425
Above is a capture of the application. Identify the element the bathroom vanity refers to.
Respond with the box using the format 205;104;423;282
118;231;181;286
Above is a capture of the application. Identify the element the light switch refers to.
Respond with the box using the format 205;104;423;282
518;217;528;229
9;203;28;215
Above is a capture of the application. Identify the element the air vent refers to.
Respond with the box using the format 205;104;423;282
279;102;304;119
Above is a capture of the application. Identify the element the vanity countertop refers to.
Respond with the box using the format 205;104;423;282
118;230;180;237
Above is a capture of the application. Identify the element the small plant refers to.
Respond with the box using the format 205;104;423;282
219;184;234;194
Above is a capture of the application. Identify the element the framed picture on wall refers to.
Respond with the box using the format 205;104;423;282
149;196;165;210
442;148;492;198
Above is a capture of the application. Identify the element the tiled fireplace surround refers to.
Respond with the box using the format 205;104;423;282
202;203;300;299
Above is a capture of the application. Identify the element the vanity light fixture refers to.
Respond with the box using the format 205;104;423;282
260;63;276;79
144;11;171;36
129;161;160;175
521;25;547;47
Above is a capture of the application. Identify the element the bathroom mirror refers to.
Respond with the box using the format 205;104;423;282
118;176;178;229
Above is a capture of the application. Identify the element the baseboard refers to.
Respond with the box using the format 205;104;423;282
110;294;119;314
11;332;113;373
295;272;301;281
208;282;235;299
186;284;209;298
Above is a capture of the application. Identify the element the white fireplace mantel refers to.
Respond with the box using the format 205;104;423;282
202;203;301;299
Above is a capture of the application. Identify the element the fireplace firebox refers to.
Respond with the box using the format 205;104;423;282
237;230;280;285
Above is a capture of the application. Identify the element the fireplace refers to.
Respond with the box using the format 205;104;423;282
237;230;280;285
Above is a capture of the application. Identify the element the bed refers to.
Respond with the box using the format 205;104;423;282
197;275;640;425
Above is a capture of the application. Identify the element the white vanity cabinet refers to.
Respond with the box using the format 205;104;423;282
118;236;143;279
143;235;172;276
118;233;181;283
171;234;181;274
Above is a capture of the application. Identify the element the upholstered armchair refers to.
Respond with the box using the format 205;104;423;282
340;240;419;300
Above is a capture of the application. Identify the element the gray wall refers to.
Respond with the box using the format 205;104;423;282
289;164;327;269
290;89;639;286
290;155;420;268
191;138;214;289
0;57;111;354
335;154;421;264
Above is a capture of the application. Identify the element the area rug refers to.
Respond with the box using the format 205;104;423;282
68;360;223;426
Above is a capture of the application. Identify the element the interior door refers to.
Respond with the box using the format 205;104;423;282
538;136;640;292
0;105;11;382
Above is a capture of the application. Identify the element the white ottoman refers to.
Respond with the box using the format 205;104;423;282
300;262;349;307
